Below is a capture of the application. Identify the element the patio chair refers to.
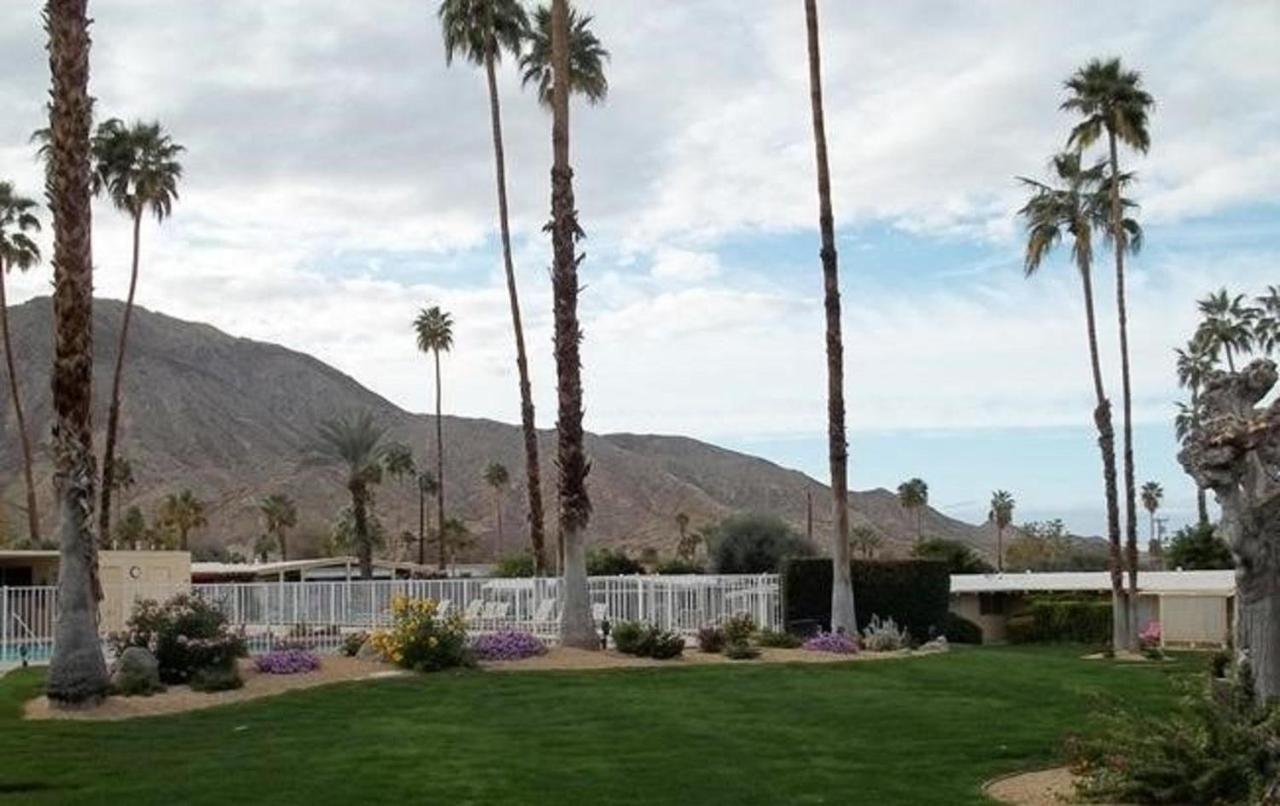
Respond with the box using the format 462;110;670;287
462;599;486;624
479;601;511;631
527;598;557;637
592;603;608;623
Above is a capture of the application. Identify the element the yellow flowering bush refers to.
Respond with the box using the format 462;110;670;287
368;595;470;672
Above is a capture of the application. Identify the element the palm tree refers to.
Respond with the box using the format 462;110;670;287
90;119;183;546
157;489;207;551
541;0;599;650
1019;150;1127;651
259;493;298;561
896;478;929;543
414;305;453;571
1140;481;1163;552
988;490;1015;572
802;0;856;636
438;0;549;575
101;455;134;546
850;525;882;559
520;3;609;107
1062;58;1153;651
382;441;415;543
482;461;510;556
1256;285;1280;355
44;0;110;705
0;182;43;544
311;412;388;579
1175;337;1216;525
416;470;438;566
1196;289;1258;372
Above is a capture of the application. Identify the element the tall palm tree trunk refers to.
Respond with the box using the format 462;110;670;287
417;481;426;566
1108;131;1139;651
433;348;446;571
997;525;1004;573
484;52;548;576
493;489;503;556
804;0;855;635
1190;385;1209;526
0;263;41;542
550;0;596;651
1079;255;1127;652
350;482;372;580
98;210;141;546
45;0;109;704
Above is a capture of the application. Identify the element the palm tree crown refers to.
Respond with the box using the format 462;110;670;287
1254;285;1280;355
414;305;454;355
483;461;510;489
1140;481;1163;516
91;119;184;222
438;0;528;65
989;490;1015;528
1019;153;1140;277
1195;288;1258;372
0;182;42;269
1062;58;1153;155
520;3;609;106
313;412;389;484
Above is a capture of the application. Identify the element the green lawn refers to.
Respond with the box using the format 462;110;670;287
0;646;1191;805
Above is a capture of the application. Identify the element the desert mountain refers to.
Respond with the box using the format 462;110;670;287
0;298;1004;561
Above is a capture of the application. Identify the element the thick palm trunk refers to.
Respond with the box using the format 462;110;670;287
997;526;1004;573
493;490;503;557
804;0;855;635
417;481;425;566
1108;132;1140;651
351;482;372;580
433;349;445;571
1078;256;1127;652
44;0;109;704
279;530;288;562
98;211;141;546
550;0;596;651
1190;385;1210;526
0;264;41;542
484;53;548;576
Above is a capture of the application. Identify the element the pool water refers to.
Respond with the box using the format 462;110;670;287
0;641;54;665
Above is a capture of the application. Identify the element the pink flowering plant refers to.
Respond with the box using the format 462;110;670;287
1139;621;1162;649
108;593;247;684
803;630;859;654
254;648;322;675
469;630;547;661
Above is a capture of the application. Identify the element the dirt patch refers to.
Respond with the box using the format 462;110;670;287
24;656;404;722
985;767;1078;805
479;646;917;672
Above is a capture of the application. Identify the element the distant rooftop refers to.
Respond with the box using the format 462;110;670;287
950;569;1235;596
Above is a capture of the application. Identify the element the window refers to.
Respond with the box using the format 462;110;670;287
978;592;1007;616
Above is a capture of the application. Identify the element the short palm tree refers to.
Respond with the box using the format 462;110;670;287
0;181;43;544
850;525;882;559
896;478;929;543
157;489;206;551
259;493;298;561
482;461;510;555
414;306;453;571
91;119;184;546
416;470;438;566
1175;337;1216;525
311;412;388;579
1196;289;1258;372
1256;285;1280;355
988;490;1015;572
1019;150;1128;650
438;0;549;574
1140;481;1163;549
382;441;415;543
44;0;111;704
519;3;609;107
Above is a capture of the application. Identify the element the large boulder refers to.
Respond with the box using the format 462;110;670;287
111;647;164;697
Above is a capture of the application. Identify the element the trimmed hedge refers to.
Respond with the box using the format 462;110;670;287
781;559;950;642
943;612;983;645
1006;598;1111;644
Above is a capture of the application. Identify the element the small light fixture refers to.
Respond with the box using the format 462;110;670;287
599;618;611;650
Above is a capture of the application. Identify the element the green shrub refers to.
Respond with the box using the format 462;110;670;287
942;612;983;644
611;621;684;659
493;554;535;578
340;631;369;657
1006;614;1038;644
861;615;910;652
1006;598;1111;644
724;641;760;660
722;613;756;645
697;625;726;653
369;596;470;672
586;548;645;576
706;514;817;574
647;631;685;660
611;621;647;654
188;661;243;692
107;593;247;685
781;559;950;641
755;628;802;649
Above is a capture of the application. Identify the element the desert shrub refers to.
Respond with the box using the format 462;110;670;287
1165;522;1235;570
724;641;761;660
654;557;704;575
586;548;645;576
706;513;817;574
493;553;535;578
781;558;950;641
368;595;470;672
470;630;547;661
1007;598;1111;644
189;662;243;692
1071;663;1279;804
943;612;983;644
755;628;802;649
611;621;647;655
611;621;684;659
1211;649;1232;679
722;613;756;645
861;615;910;652
254;649;321;675
108;593;247;685
647;631;685;660
1006;614;1038;644
341;631;369;657
697;625;726;654
803;631;858;654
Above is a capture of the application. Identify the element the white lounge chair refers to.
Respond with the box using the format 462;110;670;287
527;599;557;636
462;599;486;623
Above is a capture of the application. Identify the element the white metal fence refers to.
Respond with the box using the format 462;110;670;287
1;574;780;662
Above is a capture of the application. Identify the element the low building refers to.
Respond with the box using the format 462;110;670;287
191;556;445;583
950;569;1235;647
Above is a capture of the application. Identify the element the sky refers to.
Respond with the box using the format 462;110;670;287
1;1;1278;537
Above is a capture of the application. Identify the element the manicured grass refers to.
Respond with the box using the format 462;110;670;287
0;646;1192;805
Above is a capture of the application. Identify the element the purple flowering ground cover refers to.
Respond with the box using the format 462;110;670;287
470;630;547;661
253;649;322;675
803;631;859;654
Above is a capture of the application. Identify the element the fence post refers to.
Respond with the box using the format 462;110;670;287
2;588;8;661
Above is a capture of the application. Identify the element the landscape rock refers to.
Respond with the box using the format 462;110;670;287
111;647;163;696
918;637;949;653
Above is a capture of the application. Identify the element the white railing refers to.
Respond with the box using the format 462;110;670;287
1;574;780;662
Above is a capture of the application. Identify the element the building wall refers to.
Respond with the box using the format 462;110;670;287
950;593;1013;643
1160;594;1231;648
99;551;192;632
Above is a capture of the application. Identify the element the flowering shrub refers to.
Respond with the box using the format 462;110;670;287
470;630;547;661
368;595;469;672
341;631;369;657
803;630;859;654
861;615;910;652
1139;621;1162;648
254;649;322;675
722;613;756;645
611;621;685;659
108;593;247;685
697;625;726;653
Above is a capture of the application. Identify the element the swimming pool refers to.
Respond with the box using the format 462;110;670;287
0;641;54;665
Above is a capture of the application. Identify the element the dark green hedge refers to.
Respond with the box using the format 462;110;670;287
781;559;951;641
1006;598;1111;644
943;612;983;644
